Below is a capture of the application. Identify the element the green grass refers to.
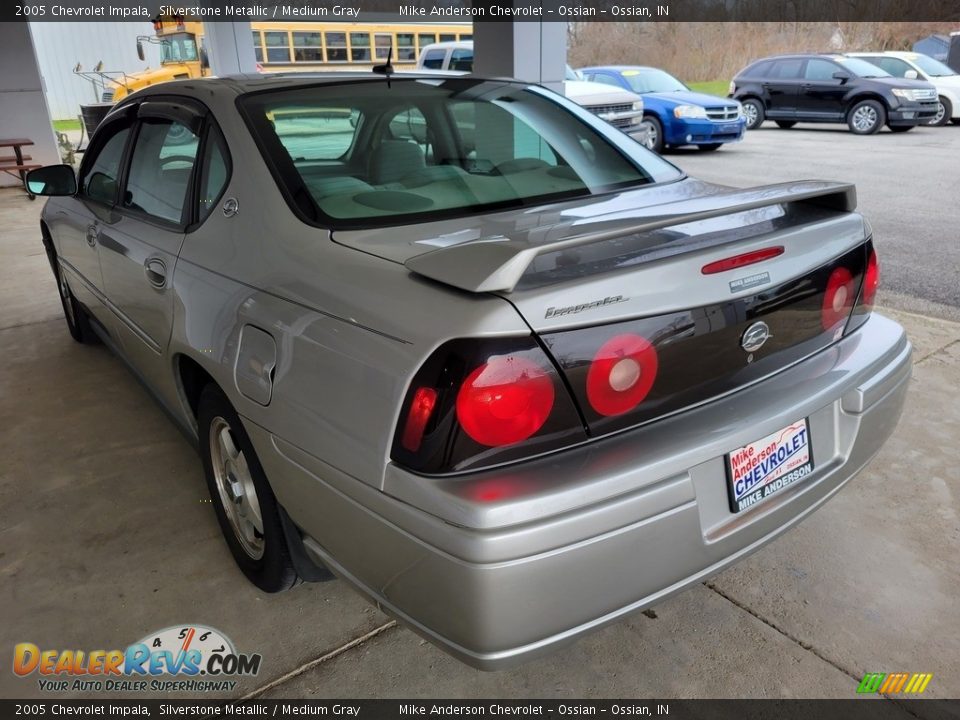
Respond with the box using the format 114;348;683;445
52;119;82;132
686;80;731;97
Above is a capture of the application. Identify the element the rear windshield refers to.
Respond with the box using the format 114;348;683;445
239;78;682;229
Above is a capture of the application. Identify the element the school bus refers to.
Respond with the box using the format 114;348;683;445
106;17;473;102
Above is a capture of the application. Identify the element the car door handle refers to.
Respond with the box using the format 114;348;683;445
85;225;99;247
144;258;167;288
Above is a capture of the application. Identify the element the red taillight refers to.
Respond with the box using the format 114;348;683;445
586;334;658;417
862;249;880;308
456;355;555;447
821;266;856;331
701;246;784;275
400;387;437;452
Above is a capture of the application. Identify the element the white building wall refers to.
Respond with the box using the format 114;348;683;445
0;23;60;187
28;21;159;120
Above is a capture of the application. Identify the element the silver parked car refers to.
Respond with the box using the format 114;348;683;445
27;73;911;669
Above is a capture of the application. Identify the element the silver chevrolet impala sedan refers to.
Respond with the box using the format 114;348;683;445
27;73;911;669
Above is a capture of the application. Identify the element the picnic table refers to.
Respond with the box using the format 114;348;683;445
0;138;41;200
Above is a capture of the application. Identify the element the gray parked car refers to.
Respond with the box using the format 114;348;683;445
27;73;911;669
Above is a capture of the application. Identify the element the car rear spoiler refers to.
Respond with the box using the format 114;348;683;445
404;181;857;293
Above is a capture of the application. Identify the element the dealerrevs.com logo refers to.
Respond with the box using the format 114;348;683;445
13;625;261;693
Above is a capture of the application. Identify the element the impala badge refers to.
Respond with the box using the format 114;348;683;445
741;321;772;353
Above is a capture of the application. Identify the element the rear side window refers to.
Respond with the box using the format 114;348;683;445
421;49;446;69
123;120;200;224
770;60;803;79
198;125;230;222
80;124;131;205
449;48;473;72
741;60;772;78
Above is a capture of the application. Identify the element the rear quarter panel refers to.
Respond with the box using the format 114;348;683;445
169;86;529;494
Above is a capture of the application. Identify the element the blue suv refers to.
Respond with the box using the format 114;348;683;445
580;66;746;152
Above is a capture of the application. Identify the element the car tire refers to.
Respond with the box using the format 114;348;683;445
639;115;664;153
54;264;98;344
742;98;765;130
847;99;885;135
775;120;797;129
199;383;299;593
888;125;914;133
696;143;723;151
927;96;952;127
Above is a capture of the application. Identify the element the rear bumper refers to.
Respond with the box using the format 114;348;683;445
252;313;911;669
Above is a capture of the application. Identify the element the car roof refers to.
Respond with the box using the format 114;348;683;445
581;65;661;72
847;51;918;59
753;53;845;60
123;71;515;100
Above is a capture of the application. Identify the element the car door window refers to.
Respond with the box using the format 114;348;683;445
805;59;841;81
79;123;131;205
122;119;201;224
873;57;913;78
770;60;803;79
197;125;230;222
592;74;624;88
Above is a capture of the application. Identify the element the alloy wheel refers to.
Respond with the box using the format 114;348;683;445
209;416;265;560
852;105;878;133
638;119;658;151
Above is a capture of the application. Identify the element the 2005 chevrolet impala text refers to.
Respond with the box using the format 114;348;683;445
26;73;911;669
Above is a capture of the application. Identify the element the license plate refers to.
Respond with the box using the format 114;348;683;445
726;419;813;513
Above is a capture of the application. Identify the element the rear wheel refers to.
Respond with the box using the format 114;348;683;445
775;120;797;129
742;98;764;130
696;143;723;151
927;96;951;127
199;384;299;593
888;125;914;133
638;115;664;153
847;99;885;135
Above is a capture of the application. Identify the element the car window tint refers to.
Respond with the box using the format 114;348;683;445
80;124;130;205
123;120;200;224
270;106;362;161
198;125;230;222
421;49;446;69
744;60;773;77
805;59;840;81
449;48;473;72
873;57;912;77
239;80;684;226
770;60;803;79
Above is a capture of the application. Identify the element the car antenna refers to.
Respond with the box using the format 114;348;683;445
373;48;394;89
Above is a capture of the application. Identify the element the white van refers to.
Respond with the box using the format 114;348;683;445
417;41;649;143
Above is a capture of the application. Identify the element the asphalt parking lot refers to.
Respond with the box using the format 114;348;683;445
674;122;960;323
1;124;958;705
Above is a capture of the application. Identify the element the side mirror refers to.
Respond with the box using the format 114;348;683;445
26;165;77;197
904;69;919;80
832;71;851;83
199;47;210;70
136;39;145;62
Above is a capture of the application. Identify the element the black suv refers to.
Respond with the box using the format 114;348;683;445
731;54;939;134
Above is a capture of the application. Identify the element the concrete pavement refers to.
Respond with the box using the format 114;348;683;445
1;183;958;706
